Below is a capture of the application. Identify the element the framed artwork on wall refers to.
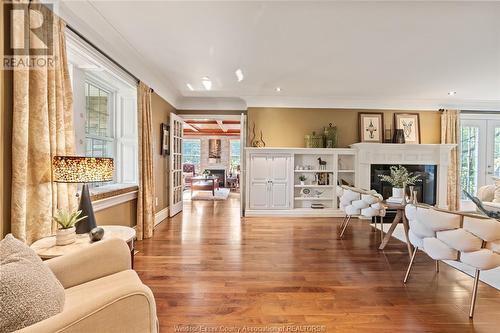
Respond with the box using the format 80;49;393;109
358;113;384;143
160;123;170;156
394;113;421;144
208;139;222;163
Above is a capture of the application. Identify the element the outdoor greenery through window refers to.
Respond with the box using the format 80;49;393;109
230;139;241;171
460;126;479;199
85;82;113;157
183;139;201;172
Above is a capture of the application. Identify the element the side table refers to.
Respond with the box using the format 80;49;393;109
31;225;136;267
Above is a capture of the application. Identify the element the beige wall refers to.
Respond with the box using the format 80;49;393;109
151;92;175;214
1;4;12;238
247;107;441;148
95;200;137;228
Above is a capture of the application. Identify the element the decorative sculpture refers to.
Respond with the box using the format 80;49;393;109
317;157;327;170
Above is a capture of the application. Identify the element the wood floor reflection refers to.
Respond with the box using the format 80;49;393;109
135;193;500;333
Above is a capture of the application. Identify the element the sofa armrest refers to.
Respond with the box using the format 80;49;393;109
18;280;157;333
45;238;131;288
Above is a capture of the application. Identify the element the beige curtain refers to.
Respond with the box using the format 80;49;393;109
137;82;155;240
441;109;460;211
11;5;77;244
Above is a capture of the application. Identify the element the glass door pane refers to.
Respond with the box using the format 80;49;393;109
460;126;480;199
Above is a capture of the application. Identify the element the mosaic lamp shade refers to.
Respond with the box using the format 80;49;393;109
52;156;114;234
53;156;114;183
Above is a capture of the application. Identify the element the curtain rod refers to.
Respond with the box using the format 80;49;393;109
66;24;154;93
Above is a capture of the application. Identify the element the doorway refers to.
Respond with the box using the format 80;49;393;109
173;114;246;217
460;114;500;208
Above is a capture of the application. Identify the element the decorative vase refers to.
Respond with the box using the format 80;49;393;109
392;187;405;198
56;227;76;246
300;181;305;186
392;129;405;144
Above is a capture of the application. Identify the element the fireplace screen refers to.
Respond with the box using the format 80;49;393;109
370;164;437;205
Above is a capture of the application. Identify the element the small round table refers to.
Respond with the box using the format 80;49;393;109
30;225;136;267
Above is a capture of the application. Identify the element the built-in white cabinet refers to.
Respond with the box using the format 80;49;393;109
245;148;357;217
248;154;292;210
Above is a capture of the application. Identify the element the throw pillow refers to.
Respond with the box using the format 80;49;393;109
0;234;65;332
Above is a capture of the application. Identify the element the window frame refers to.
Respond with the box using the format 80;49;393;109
182;138;202;172
229;138;241;171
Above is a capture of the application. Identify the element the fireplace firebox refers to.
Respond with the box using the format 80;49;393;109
206;169;226;187
370;164;437;205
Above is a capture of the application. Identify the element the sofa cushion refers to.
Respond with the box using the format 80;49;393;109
494;179;500;203
0;234;65;332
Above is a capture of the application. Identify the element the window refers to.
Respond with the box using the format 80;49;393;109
85;82;113;158
230;139;241;171
460;126;479;199
67;30;138;187
183;139;201;172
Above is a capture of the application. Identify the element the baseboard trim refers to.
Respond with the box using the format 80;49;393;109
154;206;169;226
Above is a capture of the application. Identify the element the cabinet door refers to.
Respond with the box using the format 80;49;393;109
249;154;270;209
249;183;269;209
270;182;289;209
270;156;291;209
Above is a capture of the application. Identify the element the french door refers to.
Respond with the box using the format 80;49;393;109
460;115;500;201
169;113;184;217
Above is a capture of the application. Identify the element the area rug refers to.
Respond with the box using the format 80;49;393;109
372;223;500;290
191;188;230;201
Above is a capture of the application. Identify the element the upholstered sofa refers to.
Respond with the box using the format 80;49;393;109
19;238;158;333
476;184;500;213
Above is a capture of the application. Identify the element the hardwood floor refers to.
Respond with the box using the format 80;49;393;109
135;194;500;332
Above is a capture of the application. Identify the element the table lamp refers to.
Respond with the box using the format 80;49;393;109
53;156;114;234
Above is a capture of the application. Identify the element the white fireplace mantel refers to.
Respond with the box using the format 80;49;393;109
350;143;456;209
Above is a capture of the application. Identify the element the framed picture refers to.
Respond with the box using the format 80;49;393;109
358;113;384;143
394;113;421;144
208;139;222;163
160;123;169;156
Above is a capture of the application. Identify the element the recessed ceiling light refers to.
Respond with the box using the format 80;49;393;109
235;68;244;82
201;76;212;90
275;87;281;92
448;91;457;96
186;83;194;91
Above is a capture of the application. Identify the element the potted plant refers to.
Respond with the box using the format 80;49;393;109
202;170;210;178
379;165;420;198
53;210;86;246
299;175;307;186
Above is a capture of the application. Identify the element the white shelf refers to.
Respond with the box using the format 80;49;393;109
294;185;334;188
294;197;333;201
294;170;334;173
338;170;355;173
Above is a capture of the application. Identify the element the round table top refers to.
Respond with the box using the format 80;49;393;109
30;225;136;259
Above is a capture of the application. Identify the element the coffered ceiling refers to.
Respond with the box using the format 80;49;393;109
58;1;500;110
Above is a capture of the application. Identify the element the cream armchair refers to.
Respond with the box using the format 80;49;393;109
338;185;386;238
19;239;158;333
404;204;500;318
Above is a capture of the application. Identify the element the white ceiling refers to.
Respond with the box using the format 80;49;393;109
58;1;500;111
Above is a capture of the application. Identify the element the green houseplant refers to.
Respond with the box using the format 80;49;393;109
378;165;420;198
298;175;307;185
53;210;86;245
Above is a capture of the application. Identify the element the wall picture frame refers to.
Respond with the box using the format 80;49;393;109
160;123;170;156
394;113;421;144
358;112;384;143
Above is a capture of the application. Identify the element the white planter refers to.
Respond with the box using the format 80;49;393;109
300;181;305;186
56;227;76;246
392;187;405;198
